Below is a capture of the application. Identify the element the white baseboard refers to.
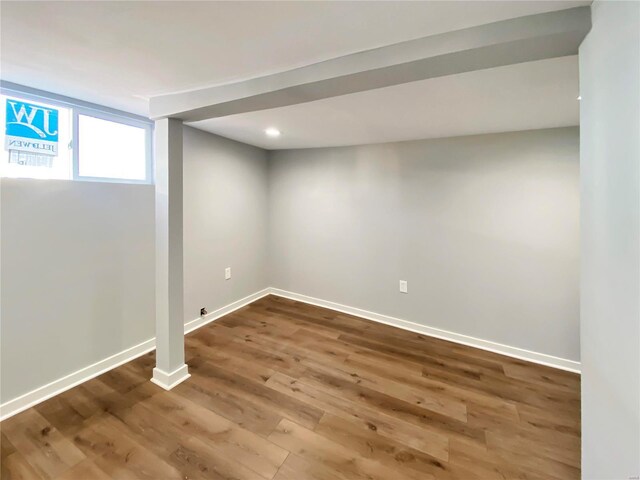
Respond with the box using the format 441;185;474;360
151;364;190;390
184;288;271;335
1;285;579;421
0;337;156;421
268;288;581;374
0;287;270;421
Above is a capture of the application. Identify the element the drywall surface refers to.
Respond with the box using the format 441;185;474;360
0;178;155;403
269;127;580;361
579;1;640;478
0;127;270;409
183;127;269;322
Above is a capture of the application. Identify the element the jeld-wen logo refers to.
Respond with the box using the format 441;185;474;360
5;99;59;155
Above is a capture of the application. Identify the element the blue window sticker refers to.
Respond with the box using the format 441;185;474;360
5;98;59;156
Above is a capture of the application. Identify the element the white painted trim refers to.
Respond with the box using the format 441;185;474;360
151;364;190;390
0;288;270;421
184;288;271;335
268;288;581;374
0;285;579;421
0;337;156;421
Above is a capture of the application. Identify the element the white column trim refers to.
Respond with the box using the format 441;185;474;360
154;117;188;385
151;365;191;390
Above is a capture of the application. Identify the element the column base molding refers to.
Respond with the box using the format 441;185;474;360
151;364;190;390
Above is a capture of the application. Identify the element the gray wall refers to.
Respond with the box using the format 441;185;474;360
579;1;640;478
1;124;580;409
0;179;156;403
183;127;269;321
269;127;580;362
0;127;270;406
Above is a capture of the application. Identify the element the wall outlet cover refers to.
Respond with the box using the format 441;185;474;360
225;267;231;280
399;280;408;294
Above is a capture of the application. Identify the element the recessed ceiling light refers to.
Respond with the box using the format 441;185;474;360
265;127;281;137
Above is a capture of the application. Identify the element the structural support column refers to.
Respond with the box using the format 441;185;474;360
151;117;190;390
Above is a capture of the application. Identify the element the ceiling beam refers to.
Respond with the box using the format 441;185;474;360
149;7;590;122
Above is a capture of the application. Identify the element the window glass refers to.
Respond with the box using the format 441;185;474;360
78;114;147;181
0;94;72;180
0;89;152;184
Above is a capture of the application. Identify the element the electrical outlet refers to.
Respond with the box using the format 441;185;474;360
225;267;231;280
399;280;408;294
200;307;207;316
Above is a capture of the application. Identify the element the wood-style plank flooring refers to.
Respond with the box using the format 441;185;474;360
1;295;581;479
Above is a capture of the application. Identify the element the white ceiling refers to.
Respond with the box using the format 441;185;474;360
0;1;586;148
191;56;580;149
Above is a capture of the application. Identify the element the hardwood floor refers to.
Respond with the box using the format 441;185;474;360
1;295;581;479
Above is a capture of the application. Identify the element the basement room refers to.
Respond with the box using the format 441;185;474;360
0;1;638;479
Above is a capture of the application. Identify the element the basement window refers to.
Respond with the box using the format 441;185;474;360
0;84;152;184
77;114;149;182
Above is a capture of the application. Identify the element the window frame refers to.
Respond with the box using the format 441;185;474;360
1;81;154;184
